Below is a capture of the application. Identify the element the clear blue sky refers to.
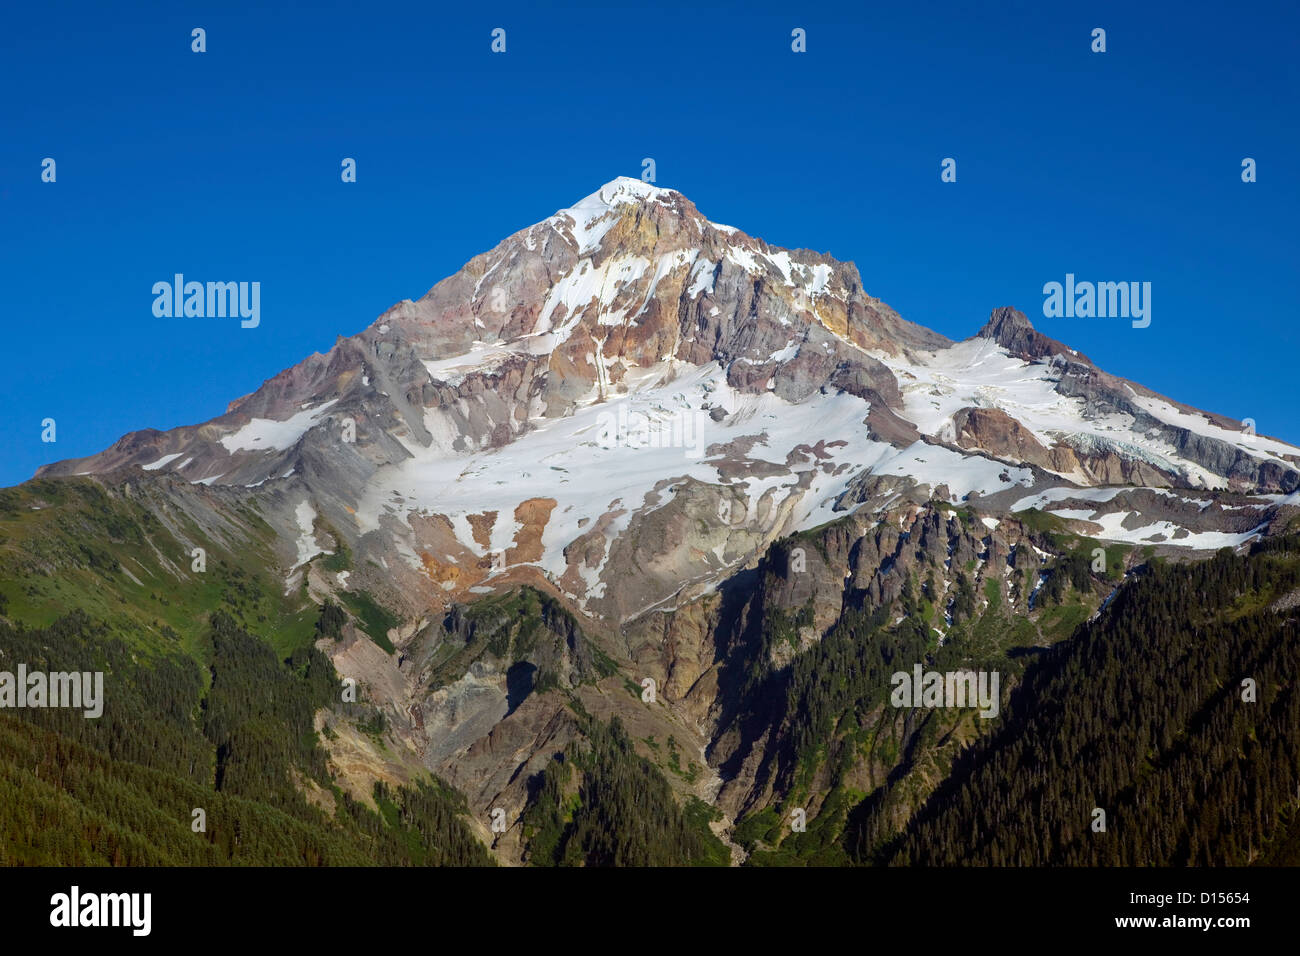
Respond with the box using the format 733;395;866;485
2;0;1297;487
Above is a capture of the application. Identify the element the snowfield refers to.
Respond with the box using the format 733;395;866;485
346;357;1047;603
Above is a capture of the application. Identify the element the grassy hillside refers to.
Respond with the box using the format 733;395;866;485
0;478;318;660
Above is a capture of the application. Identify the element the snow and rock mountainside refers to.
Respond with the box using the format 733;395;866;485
18;178;1300;865
39;177;1300;623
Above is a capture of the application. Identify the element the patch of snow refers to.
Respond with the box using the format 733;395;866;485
687;258;717;298
292;500;324;569
220;400;339;453
142;452;184;471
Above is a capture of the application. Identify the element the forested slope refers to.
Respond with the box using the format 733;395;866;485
0;610;493;866
876;536;1300;865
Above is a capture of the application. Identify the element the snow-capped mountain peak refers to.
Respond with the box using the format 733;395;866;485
38;181;1300;624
